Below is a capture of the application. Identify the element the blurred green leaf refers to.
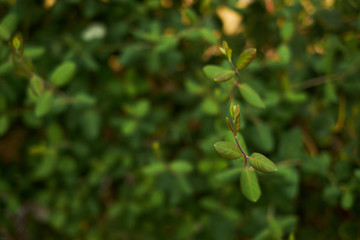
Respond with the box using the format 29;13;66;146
169;160;193;174
35;91;54;117
143;162;166;176
0;115;9;137
239;83;265;109
29;75;44;97
50;61;76;87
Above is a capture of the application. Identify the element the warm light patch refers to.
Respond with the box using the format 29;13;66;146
161;0;172;8
300;0;316;15
216;6;243;36
108;55;122;73
236;0;253;9
182;0;195;7
101;0;109;2
44;0;56;9
323;0;335;8
202;45;222;61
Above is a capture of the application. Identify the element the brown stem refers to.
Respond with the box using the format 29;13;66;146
234;134;248;166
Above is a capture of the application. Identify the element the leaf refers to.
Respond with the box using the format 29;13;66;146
249;153;277;173
30;75;44;97
241;167;261;202
203;65;229;79
213;70;234;82
0;116;9;137
201;97;219;115
0;24;10;40
236;48;257;70
239;83;265;109
143;162;166;176
216;168;242;182
214;141;242;160
73;93;96;107
35;91;54;117
225;117;235;134
169;160;193;174
50;61;77;87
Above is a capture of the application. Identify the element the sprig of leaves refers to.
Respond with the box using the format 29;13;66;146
8;34;95;117
204;42;277;202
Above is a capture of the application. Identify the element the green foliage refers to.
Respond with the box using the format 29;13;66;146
0;1;360;239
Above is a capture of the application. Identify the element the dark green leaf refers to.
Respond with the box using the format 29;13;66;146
50;61;76;87
239;83;265;109
241;167;261;202
236;48;257;70
214;141;242;160
249;153;277;173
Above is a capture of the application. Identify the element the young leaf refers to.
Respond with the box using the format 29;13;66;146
213;70;234;82
225;117;235;134
35;91;54;117
203;65;228;79
249;153;277;173
241;167;261;202
239;83;265;109
50;61;76;87
30;75;44;97
236;48;257;70
214;141;242;160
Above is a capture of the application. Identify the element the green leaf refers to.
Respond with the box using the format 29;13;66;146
341;190;354;210
213;70;234;82
201;97;219;115
0;24;10;40
277;44;291;63
0;115;9;137
239;83;265;109
24;46;46;59
203;65;229;79
241;167;261;202
143;162;166;176
35;91;54;117
216;168;242;182
236;48;257;70
169;160;193;174
50;61;76;87
249;153;277;173
30;75;44;97
214;141;242;160
73;93;96;107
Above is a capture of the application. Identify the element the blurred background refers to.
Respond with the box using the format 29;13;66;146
0;0;360;239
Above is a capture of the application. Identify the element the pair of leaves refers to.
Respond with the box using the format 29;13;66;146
214;141;277;173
